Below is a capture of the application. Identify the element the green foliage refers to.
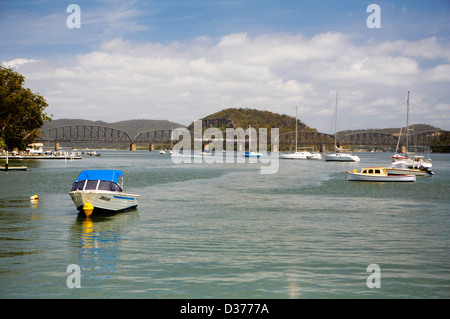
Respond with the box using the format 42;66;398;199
0;137;6;150
0;66;51;150
430;131;450;153
188;107;317;134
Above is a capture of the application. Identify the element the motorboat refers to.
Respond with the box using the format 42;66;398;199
346;167;416;182
69;170;140;216
242;151;262;157
280;151;309;159
242;125;262;158
393;155;432;169
386;162;433;176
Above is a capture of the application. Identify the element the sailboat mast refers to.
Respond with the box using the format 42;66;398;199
335;92;338;149
406;91;410;153
295;106;298;152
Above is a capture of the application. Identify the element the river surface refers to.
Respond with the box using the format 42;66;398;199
0;151;449;298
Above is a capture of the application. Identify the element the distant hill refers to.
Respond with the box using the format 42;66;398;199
339;124;442;136
41;118;185;140
187;107;317;134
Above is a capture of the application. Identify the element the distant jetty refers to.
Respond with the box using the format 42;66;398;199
0;152;27;171
0;164;27;171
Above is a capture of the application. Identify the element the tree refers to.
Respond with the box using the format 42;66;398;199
0;66;51;150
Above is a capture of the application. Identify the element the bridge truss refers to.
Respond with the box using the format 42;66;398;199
36;124;448;149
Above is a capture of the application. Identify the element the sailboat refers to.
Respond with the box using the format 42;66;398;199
280;106;311;159
323;92;360;162
392;91;432;169
392;126;407;160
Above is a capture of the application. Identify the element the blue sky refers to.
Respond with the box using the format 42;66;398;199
1;0;449;131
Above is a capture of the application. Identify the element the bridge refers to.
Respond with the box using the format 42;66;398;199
38;125;134;143
36;124;448;151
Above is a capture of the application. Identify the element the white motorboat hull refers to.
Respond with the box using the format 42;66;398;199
324;153;360;162
69;190;140;212
346;172;416;182
393;159;432;169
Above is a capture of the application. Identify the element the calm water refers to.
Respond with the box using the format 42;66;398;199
0;151;449;299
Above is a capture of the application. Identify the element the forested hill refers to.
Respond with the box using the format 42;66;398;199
339;124;441;136
41;119;185;140
187;108;317;134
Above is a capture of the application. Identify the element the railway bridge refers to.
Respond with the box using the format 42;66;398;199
36;124;447;151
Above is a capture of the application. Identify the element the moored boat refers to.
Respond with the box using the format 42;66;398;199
393;155;432;169
280;106;311;160
324;152;360;162
392;153;407;160
324;92;360;163
346;167;416;182
280;151;309;159
242;151;262;157
386;162;433;176
69;170;140;216
392;91;432;169
306;152;322;160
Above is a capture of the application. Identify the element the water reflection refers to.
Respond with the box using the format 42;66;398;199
71;210;138;281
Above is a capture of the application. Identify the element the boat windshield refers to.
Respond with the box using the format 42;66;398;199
71;180;123;192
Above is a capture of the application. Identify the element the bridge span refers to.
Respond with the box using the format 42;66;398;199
36;124;447;151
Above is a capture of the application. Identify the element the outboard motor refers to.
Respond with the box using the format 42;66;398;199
420;164;434;176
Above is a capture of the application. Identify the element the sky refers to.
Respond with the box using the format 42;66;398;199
1;0;449;133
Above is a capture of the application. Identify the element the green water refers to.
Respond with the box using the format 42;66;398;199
0;151;449;298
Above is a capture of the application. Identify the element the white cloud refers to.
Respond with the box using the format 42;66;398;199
11;32;450;132
2;58;37;68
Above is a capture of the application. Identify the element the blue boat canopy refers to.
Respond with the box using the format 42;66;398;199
75;170;123;183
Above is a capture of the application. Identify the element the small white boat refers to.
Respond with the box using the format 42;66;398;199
242;151;262;157
393;155;432;169
69;170;140;215
386;162;433;176
324;152;360;162
280;151;309;159
346;167;416;182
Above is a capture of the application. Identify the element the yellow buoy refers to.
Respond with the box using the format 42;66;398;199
83;201;94;217
30;195;39;200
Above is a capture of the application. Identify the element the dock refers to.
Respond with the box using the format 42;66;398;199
0;165;27;171
0;152;27;171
